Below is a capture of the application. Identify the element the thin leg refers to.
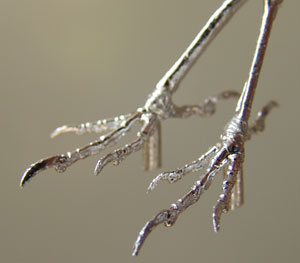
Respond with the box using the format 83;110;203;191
133;0;283;256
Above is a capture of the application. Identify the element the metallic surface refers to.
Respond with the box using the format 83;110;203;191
133;0;282;255
2;0;294;261
20;0;245;187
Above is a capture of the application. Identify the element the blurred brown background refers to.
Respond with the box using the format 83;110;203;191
1;0;299;262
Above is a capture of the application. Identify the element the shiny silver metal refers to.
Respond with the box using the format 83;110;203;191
133;0;282;256
20;0;244;188
19;0;283;257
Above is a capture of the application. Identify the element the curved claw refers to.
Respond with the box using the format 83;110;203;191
94;154;115;175
212;153;242;232
248;100;279;135
22;112;143;186
94;114;158;176
147;170;186;192
132;209;174;256
20;155;67;188
50;125;73;138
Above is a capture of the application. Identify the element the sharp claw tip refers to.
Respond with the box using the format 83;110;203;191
132;246;139;257
212;213;220;232
147;183;153;192
213;220;220;233
94;161;102;176
147;179;159;193
19;170;30;188
50;131;59;139
20;176;25;186
50;125;68;138
50;131;58;139
20;175;30;188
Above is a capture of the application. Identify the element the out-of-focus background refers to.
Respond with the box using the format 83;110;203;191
1;0;299;262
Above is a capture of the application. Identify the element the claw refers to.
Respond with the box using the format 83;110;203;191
21;112;142;186
248;100;279;135
94;114;158;175
94;154;116;175
212;153;242;232
20;155;65;188
132;209;173;257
